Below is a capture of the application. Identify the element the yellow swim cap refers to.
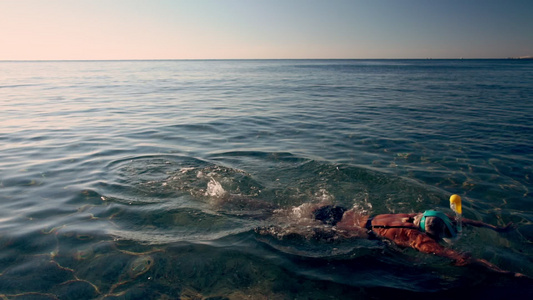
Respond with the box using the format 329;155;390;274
449;194;462;214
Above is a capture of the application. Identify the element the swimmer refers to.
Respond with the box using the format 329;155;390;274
312;205;526;277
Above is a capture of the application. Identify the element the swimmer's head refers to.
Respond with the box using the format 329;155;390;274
417;211;457;241
425;217;456;240
313;205;346;226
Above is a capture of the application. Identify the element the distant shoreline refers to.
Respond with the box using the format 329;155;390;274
507;56;533;60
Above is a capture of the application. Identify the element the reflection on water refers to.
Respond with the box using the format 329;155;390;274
1;153;532;299
1;60;532;298
4;153;531;298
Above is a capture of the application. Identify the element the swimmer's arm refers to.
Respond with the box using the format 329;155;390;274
407;231;468;263
460;218;514;232
409;231;525;277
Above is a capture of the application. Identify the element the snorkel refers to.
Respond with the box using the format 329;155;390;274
449;194;462;234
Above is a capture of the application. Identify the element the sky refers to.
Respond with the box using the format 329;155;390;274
1;0;532;60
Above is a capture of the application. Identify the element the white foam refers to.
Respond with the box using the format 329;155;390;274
205;178;228;198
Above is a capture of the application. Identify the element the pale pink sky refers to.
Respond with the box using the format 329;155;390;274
1;0;532;60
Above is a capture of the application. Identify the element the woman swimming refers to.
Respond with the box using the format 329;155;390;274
310;204;523;277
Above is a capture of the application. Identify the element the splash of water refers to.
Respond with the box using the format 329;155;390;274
205;178;228;199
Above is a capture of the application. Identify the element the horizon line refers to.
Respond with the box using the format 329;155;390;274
1;57;529;62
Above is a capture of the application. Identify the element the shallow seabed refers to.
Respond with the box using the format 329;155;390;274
0;60;532;299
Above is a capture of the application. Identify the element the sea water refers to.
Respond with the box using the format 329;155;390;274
0;59;532;298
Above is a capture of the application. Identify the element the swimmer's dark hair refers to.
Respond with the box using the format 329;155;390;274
425;216;456;240
313;205;347;226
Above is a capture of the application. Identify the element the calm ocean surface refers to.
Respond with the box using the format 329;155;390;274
1;59;532;299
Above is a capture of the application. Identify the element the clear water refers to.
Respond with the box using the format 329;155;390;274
1;60;532;298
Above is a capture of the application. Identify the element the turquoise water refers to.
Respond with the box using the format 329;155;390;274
0;60;532;299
